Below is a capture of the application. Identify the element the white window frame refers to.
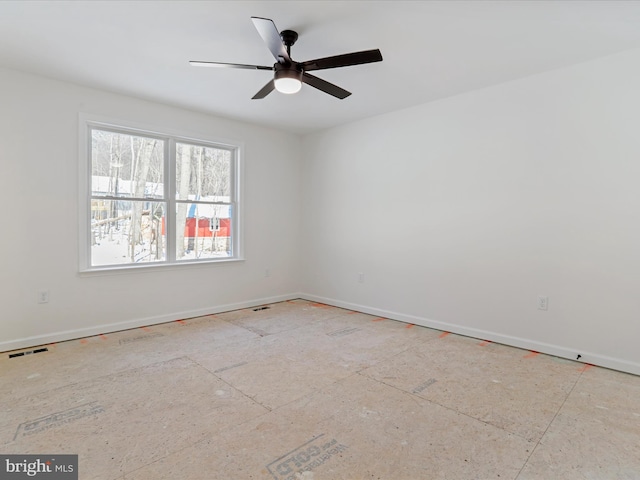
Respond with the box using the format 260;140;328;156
78;114;243;273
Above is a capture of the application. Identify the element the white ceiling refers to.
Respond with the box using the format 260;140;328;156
2;1;640;134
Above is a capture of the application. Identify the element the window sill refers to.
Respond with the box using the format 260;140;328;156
78;257;245;277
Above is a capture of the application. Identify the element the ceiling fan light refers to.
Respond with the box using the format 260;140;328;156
274;66;303;94
274;77;302;94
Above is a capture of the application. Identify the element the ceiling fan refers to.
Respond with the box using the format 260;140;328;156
190;17;383;100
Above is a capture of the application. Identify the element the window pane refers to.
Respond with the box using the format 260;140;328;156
91;200;166;266
175;143;231;202
175;202;232;261
91;129;164;199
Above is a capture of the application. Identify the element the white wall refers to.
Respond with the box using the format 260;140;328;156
0;68;302;351
300;48;640;375
4;46;640;376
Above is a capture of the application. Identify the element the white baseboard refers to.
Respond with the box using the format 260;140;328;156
298;293;640;377
1;293;299;353
5;291;639;377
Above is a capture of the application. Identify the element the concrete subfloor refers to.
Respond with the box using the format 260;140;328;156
1;299;639;479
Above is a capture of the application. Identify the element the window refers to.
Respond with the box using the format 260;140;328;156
81;120;240;270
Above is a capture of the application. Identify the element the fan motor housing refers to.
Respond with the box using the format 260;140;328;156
274;62;303;81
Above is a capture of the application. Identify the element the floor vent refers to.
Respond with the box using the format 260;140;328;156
253;306;270;312
9;347;48;358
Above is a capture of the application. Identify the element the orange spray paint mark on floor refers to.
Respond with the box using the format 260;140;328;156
405;324;415;329
524;351;539;359
310;302;331;309
99;334;108;340
438;332;451;339
80;339;88;344
478;340;492;346
176;320;186;324
579;364;594;373
140;326;151;332
372;317;386;322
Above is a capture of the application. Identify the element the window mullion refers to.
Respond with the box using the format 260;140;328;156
166;139;176;262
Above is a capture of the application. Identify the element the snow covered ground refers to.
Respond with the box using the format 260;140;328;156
91;223;230;266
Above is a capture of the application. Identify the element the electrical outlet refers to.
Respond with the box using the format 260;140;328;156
537;295;548;311
358;272;365;283
37;290;49;304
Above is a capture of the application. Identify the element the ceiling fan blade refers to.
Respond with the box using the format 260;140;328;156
252;80;275;99
302;73;351;99
251;17;292;64
189;61;273;71
301;49;383;71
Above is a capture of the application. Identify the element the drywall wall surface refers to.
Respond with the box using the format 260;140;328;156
0;67;302;350
300;48;640;375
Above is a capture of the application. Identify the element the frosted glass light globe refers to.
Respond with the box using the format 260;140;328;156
274;77;302;94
